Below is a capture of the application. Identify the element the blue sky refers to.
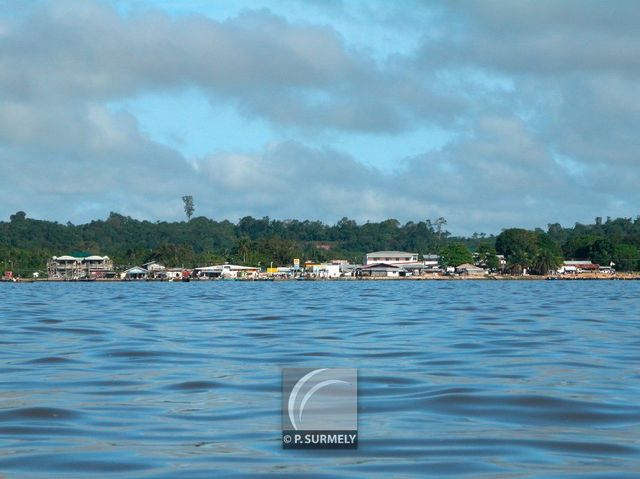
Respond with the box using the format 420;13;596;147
1;0;639;234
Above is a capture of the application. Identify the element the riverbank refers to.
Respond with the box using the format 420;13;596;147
3;273;640;283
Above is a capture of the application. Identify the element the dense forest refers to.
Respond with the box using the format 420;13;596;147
1;211;639;275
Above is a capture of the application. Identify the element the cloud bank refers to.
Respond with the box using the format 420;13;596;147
0;0;638;234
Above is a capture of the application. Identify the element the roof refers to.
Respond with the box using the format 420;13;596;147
84;255;107;261
366;251;417;257
564;260;593;265
360;262;404;270
55;255;79;261
456;263;485;270
194;264;259;271
125;266;148;274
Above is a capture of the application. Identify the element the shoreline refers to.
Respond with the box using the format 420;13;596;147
3;273;640;283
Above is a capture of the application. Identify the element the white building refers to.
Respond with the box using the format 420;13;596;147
157;268;185;280
558;260;599;274
364;251;419;265
47;254;113;279
142;261;166;272
318;264;341;278
122;266;149;280
357;263;406;277
194;264;259;279
304;263;342;278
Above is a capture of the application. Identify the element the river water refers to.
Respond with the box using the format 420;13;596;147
0;281;639;478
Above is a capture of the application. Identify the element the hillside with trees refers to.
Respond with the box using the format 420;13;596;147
1;211;639;275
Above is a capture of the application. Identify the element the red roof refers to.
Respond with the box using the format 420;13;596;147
580;263;600;270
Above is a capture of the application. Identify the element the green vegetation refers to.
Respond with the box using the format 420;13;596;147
1;211;640;276
476;243;500;271
439;243;474;267
495;228;562;274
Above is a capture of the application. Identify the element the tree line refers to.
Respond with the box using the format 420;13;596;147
1;211;639;275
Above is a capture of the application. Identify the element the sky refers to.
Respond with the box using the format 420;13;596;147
1;0;639;235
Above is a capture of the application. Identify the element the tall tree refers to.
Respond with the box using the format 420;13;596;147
531;248;563;275
434;217;448;242
235;236;252;264
182;195;195;221
439;243;473;267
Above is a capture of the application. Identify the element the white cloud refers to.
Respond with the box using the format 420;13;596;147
0;0;639;234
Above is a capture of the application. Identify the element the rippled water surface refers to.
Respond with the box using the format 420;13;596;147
1;281;639;478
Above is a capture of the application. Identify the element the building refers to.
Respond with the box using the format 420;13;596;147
330;259;350;266
317;264;341;278
339;263;358;276
455;263;487;276
559;260;599;274
47;253;114;279
156;268;186;280
356;263;406;277
123;266;149;280
423;254;440;267
422;254;442;272
364;251;419;265
304;263;341;278
142;261;166;273
194;264;259;279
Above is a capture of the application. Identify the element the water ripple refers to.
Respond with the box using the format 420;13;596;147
1;281;639;478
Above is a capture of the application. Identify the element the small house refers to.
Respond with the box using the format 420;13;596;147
123;266;148;279
356;263;406;277
559;261;599;274
455;263;487;276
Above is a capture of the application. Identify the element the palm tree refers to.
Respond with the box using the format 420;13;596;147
532;248;562;275
236;236;252;264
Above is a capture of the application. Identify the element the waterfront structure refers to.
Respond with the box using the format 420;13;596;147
559;260;599;274
123;266;149;280
339;263;358;276
194;264;259;279
275;267;294;277
47;254;114;279
356;263;406;277
456;263;487;276
157;268;186;280
319;264;341;278
364;251;419;265
304;263;341;278
142;261;166;273
423;254;440;269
